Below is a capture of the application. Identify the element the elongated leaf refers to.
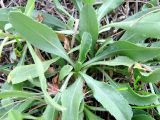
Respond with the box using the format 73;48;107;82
100;7;157;34
42;73;73;120
150;0;158;6
79;101;84;120
0;7;21;22
25;0;35;16
27;42;65;111
132;114;155;120
124;8;158;21
100;71;158;106
0;90;39;99
141;68;160;83
0;7;21;29
133;109;149;115
108;10;160;39
119;84;158;105
59;65;73;81
120;31;145;43
84;41;160;66
8;110;23;120
79;5;98;52
61;78;83;120
43;105;56;120
9;12;73;65
7;58;58;84
119;10;149;43
79;32;92;63
97;0;124;21
52;0;73;18
71;0;83;11
33;11;67;29
0;21;6;29
84;107;104;120
16;99;34;112
149;83;160;114
88;56;136;67
96;38;114;55
41;12;67;29
81;73;133;120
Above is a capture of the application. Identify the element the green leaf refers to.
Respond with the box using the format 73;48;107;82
42;73;73;120
150;0;158;6
61;78;83;120
132;114;155;120
119;84;158;105
84;41;160;66
0;21;6;29
133;110;156;119
79;101;84;119
33;10;67;29
8;110;23;120
79;32;92;63
132;104;160;109
100;7;157;34
84;107;104;120
42;105;58;120
79;5;98;53
149;83;160;114
25;0;35;16
27;42;65;111
123;7;158;21
108;10;160;39
0;7;21;22
83;0;95;4
7;58;58;84
119;31;145;43
0;90;38;99
52;0;73;18
96;37;114;55
16;99;34;112
81;73;133;120
118;11;149;43
59;65;73;81
141;68;160;83
133;109;149;115
88;56;136;67
40;12;67;29
74;61;83;72
9;12;73;65
71;0;83;11
97;0;124;21
0;7;21;29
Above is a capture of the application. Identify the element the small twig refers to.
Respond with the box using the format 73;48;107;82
4;39;25;46
126;0;149;4
71;18;79;48
125;0;130;17
0;0;5;8
0;37;9;58
135;0;138;13
28;103;47;113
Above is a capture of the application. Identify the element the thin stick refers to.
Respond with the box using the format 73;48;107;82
0;0;5;8
0;37;9;58
71;19;79;48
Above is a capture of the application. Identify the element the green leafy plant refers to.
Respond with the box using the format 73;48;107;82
0;0;160;120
